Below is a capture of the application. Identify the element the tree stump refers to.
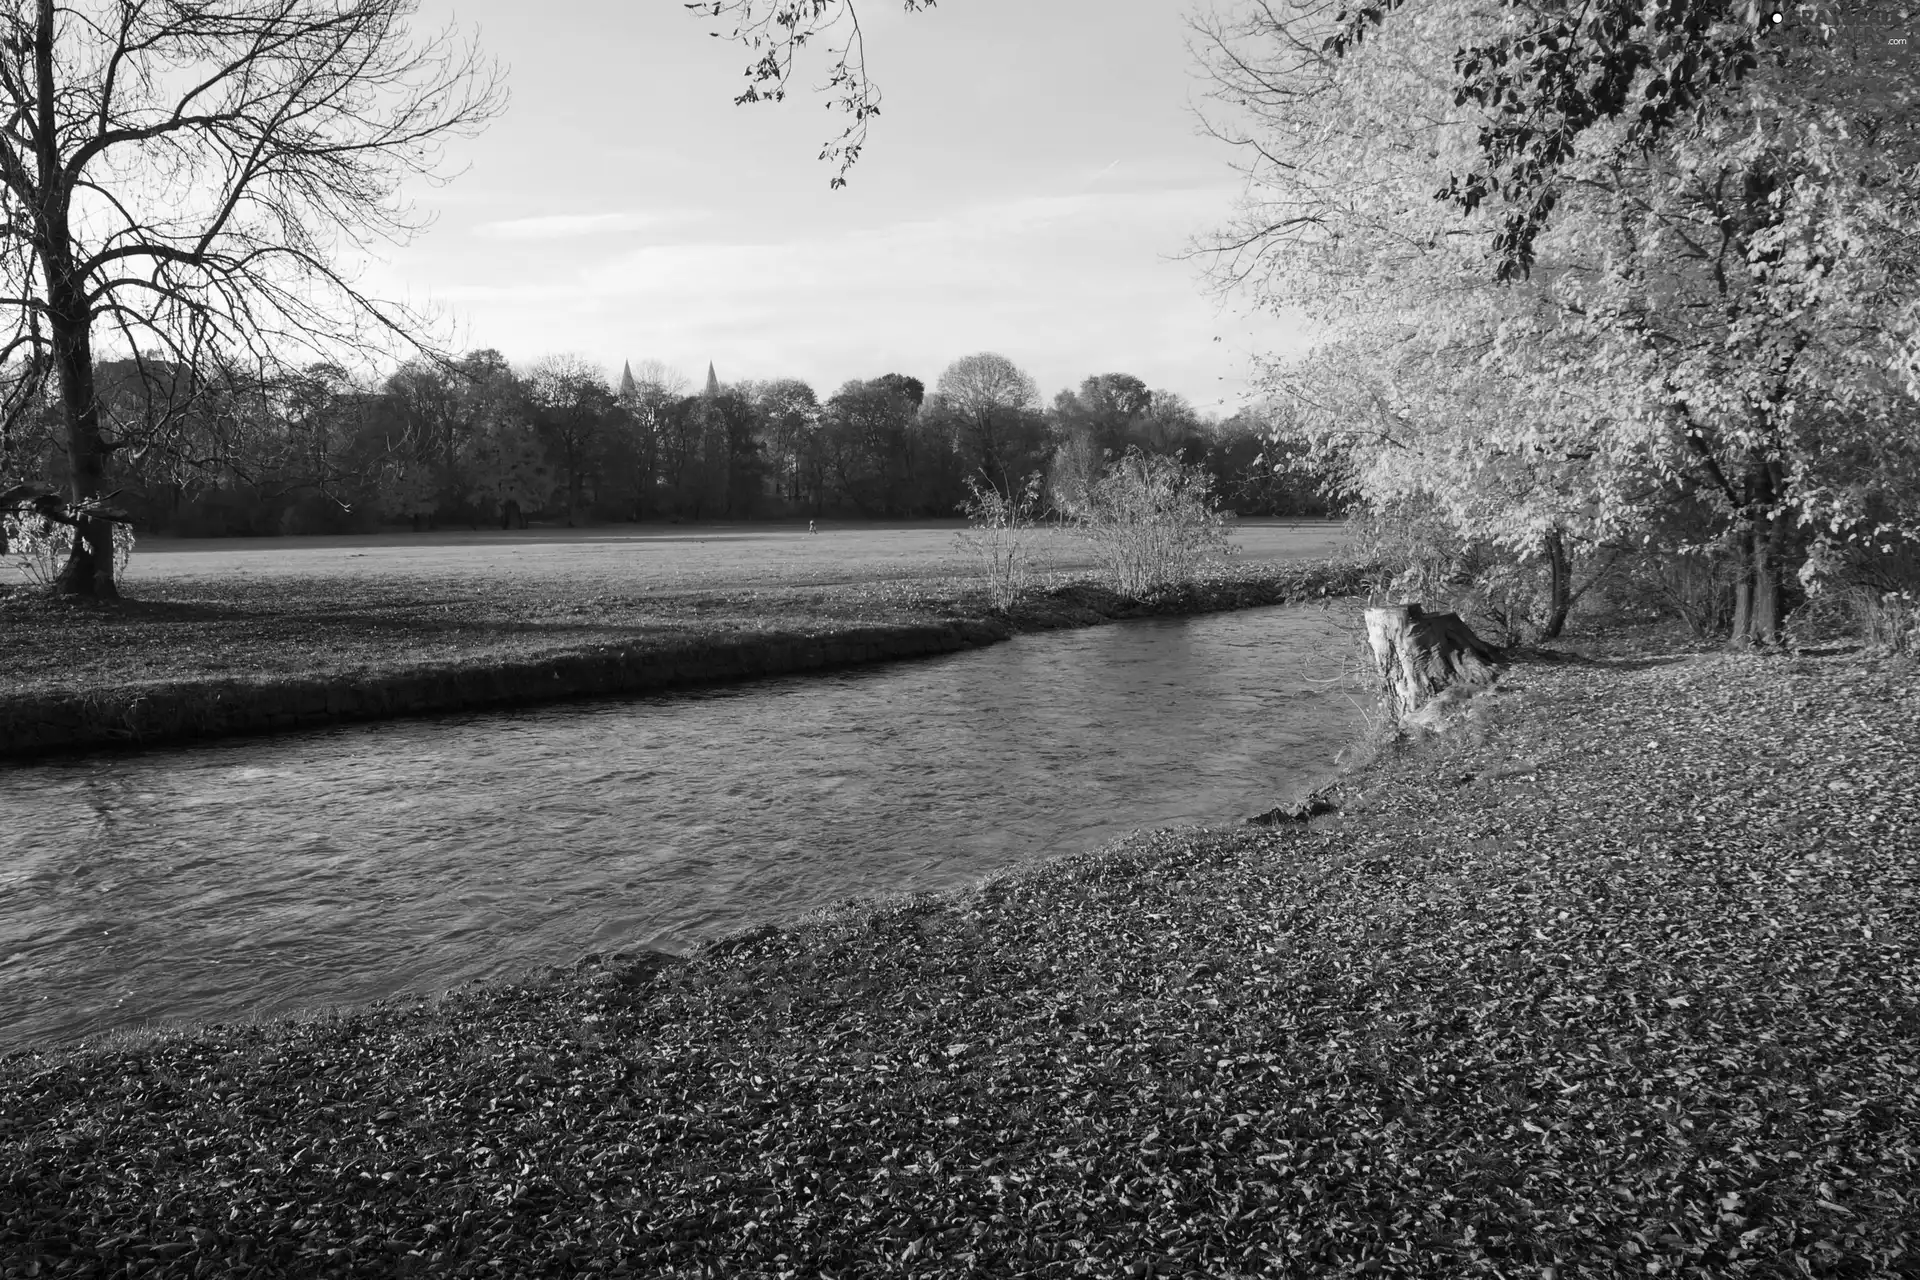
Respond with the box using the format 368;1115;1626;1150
1364;603;1504;723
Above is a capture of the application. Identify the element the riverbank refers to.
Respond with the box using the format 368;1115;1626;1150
3;622;1914;1276
0;556;1373;758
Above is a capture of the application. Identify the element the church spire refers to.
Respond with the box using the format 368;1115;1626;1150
704;362;720;399
618;360;637;401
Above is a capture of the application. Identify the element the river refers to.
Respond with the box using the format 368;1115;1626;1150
0;603;1361;1051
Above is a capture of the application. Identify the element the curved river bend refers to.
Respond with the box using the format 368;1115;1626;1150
1;604;1360;1050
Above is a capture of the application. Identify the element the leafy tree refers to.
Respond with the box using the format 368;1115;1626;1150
708;388;768;518
928;353;1045;501
748;377;822;508
528;356;615;527
1046;374;1145;511
652;393;712;519
0;0;504;595
1196;0;1920;646
438;350;528;523
272;362;373;529
617;361;690;520
821;374;925;515
384;363;461;473
1204;406;1339;521
378;459;440;532
463;417;551;531
1050;374;1154;461
1137;390;1209;462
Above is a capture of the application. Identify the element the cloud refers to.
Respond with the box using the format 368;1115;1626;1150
423;185;1307;405
579;187;1235;297
472;212;668;241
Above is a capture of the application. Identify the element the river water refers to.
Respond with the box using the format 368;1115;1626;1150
0;604;1361;1051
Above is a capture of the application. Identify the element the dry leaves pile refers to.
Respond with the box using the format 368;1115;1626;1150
1;629;1915;1277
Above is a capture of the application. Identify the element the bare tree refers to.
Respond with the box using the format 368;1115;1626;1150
0;0;505;596
687;0;933;186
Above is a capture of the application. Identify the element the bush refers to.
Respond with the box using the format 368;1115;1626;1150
1068;450;1234;597
1794;535;1920;654
1344;498;1630;645
1;512;135;586
1600;547;1737;638
954;474;1046;612
1859;590;1920;654
1345;501;1532;644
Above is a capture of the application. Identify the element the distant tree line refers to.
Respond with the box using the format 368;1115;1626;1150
1;350;1338;538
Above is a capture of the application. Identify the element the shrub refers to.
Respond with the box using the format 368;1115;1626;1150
2;512;135;586
1344;499;1611;646
1795;535;1920;654
1067;450;1234;597
955;473;1045;612
1853;588;1920;655
1584;544;1738;638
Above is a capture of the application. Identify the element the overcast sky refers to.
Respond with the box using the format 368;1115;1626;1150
375;0;1305;412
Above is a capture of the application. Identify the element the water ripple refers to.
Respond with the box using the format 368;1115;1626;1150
0;604;1359;1049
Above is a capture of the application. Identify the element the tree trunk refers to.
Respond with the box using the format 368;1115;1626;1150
47;319;115;597
1729;526;1755;645
1365;603;1504;724
1541;527;1572;641
1751;508;1786;645
34;0;115;599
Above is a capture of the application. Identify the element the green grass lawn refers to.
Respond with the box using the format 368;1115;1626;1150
2;620;1914;1277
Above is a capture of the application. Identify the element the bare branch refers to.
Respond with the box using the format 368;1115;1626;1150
689;0;933;187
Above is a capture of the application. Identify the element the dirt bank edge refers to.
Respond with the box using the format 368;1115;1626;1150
1;561;1373;758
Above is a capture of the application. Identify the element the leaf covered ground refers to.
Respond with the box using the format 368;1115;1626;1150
2;625;1916;1278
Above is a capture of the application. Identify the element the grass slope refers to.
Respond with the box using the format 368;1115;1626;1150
2;626;1916;1277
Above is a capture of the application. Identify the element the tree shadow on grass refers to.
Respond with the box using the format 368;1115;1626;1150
0;590;260;626
3;588;714;647
1501;644;1707;673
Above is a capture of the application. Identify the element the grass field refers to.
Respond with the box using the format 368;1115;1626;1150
1;520;1355;697
116;518;1350;590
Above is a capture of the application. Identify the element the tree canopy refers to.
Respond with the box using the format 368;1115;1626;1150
1197;0;1920;644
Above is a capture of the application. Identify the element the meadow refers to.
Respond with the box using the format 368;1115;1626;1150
114;519;1351;592
1;519;1351;698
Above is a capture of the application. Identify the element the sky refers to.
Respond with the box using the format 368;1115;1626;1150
371;0;1308;413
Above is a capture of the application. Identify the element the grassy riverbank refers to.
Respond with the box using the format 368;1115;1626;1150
0;523;1366;756
3;621;1914;1277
